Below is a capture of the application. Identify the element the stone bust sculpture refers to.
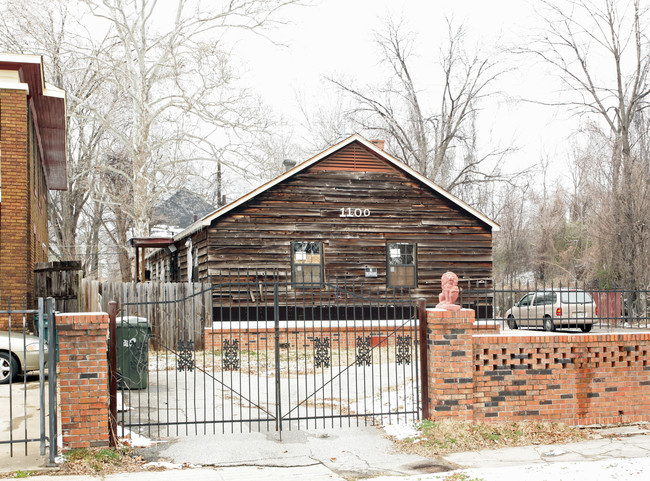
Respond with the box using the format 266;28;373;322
436;271;461;311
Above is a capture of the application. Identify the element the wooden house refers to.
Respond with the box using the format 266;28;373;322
144;135;498;316
0;54;66;321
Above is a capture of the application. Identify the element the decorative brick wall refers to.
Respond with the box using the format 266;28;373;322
205;324;412;351
57;313;110;449
473;333;650;425
426;308;650;425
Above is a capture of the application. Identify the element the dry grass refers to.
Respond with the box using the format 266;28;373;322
56;447;146;475
0;447;148;478
393;419;598;456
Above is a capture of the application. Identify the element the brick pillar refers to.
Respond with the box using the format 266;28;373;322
427;308;475;419
57;312;109;449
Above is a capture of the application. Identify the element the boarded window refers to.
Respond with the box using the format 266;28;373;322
291;241;324;285
386;243;417;288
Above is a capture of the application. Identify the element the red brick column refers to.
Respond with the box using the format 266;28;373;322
427;308;476;419
57;312;109;449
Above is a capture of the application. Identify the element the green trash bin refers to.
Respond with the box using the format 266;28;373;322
34;314;58;361
116;316;151;390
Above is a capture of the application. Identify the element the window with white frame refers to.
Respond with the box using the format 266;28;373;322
386;243;417;288
291;241;324;285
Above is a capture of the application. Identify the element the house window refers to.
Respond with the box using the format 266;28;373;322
386;243;417;288
291;241;324;285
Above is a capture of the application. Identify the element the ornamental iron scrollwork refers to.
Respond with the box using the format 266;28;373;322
177;339;195;372
223;339;240;371
313;337;331;368
355;336;372;366
396;335;412;365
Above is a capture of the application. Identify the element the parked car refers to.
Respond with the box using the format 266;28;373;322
505;290;597;332
0;332;48;384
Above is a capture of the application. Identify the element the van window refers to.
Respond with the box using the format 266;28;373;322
560;291;593;304
519;293;534;306
535;292;557;305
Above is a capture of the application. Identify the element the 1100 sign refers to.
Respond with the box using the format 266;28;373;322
339;207;370;218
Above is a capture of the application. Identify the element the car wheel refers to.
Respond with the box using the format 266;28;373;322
0;352;18;385
580;324;593;333
507;316;518;330
543;316;556;332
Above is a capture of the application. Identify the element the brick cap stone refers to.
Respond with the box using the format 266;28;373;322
427;307;474;313
58;312;107;317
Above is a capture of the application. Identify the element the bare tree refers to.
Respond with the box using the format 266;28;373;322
528;0;650;288
81;0;304;238
329;18;513;197
1;0;306;280
493;182;534;285
0;0;114;276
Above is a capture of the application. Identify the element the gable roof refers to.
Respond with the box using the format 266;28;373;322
152;189;216;230
174;134;500;241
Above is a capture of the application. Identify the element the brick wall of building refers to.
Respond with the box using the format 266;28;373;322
0;89;30;321
0;89;50;325
57;312;110;449
426;308;650;425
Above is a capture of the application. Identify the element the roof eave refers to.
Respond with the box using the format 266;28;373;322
173;133;500;239
0;53;67;190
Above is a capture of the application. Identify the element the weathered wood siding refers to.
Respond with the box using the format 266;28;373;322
203;141;492;303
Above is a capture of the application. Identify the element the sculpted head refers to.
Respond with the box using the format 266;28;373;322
441;271;458;289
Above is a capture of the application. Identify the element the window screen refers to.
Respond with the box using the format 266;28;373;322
291;241;324;285
386;243;417;288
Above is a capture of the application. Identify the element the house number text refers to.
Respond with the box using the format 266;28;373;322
340;207;370;218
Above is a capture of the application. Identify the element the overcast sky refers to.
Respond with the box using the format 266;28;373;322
234;0;580;182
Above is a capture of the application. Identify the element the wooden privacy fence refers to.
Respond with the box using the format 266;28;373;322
34;261;83;313
81;280;212;350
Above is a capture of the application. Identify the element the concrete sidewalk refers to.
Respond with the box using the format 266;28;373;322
2;425;649;480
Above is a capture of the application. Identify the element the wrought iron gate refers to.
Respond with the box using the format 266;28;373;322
1;297;57;464
115;277;420;438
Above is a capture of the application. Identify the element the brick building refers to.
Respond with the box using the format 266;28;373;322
0;54;67;320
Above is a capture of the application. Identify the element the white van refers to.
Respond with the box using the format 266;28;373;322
505;290;597;332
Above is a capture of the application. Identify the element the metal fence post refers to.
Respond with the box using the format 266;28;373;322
274;283;282;437
46;297;57;467
108;301;118;447
38;298;45;456
417;299;429;420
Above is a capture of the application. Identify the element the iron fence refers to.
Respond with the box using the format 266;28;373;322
0;297;57;463
113;275;421;438
460;279;650;332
